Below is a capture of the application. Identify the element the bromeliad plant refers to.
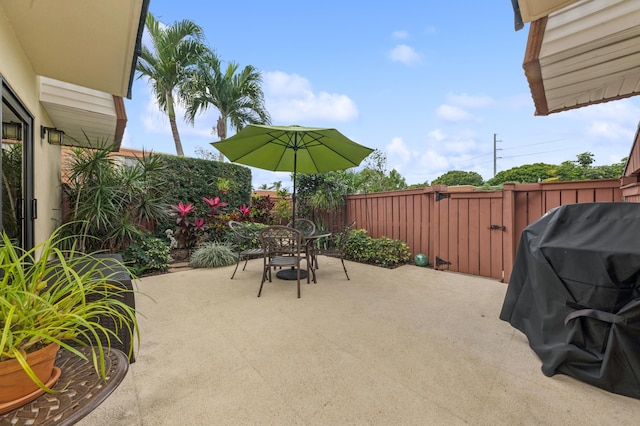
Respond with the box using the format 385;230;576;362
171;197;229;247
0;225;140;393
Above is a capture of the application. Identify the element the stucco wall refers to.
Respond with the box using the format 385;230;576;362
1;7;62;245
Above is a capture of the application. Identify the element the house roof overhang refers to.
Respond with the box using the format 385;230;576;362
623;121;640;178
516;0;640;116
0;0;149;149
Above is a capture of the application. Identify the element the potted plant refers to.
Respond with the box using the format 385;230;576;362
0;224;139;411
217;177;231;195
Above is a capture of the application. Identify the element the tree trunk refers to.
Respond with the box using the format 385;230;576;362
166;94;184;156
216;116;226;162
169;116;184;156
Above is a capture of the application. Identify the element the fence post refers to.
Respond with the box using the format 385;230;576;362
502;184;516;283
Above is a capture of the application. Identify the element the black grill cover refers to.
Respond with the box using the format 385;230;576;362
500;202;640;398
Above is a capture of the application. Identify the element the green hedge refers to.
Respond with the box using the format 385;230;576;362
156;155;253;234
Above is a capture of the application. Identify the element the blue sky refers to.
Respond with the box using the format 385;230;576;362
122;0;640;190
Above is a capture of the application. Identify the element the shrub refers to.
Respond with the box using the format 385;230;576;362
63;145;168;253
123;235;172;276
250;194;274;223
190;242;237;268
343;229;410;268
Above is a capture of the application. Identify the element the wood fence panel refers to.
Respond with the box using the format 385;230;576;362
422;194;435;264
405;195;415;255
376;197;384;237
439;197;451;271
368;197;376;232
391;196;407;240
444;198;460;271
358;198;365;229
502;186;516;284
478;198;491;277
345;179;622;282
469;198;481;276
545;190;561;210
457;198;469;274
490;197;503;279
527;190;544;221
596;187;621;201
384;196;393;238
560;189;577;205
513;191;530;249
577;189;595;203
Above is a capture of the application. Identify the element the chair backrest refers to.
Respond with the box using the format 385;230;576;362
333;222;355;250
229;221;252;239
259;225;303;256
287;218;316;237
228;221;260;249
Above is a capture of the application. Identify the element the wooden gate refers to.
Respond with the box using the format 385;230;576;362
432;191;505;280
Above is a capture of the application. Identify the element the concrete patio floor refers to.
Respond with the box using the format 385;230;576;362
79;258;640;425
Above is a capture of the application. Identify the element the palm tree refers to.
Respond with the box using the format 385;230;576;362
183;53;271;161
136;13;210;156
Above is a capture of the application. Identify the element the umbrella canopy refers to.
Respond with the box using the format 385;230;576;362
212;124;374;222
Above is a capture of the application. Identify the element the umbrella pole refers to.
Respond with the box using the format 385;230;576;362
292;145;297;225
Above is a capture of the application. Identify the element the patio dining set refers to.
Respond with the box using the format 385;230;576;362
228;219;355;298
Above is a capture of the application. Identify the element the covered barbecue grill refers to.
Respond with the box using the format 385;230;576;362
500;202;640;399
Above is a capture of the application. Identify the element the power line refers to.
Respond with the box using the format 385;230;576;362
502;147;574;159
460;147;575;169
450;137;579;171
500;138;568;151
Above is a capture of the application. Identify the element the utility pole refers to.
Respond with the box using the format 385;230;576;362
493;133;502;177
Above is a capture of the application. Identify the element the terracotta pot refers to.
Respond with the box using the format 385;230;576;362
0;343;60;403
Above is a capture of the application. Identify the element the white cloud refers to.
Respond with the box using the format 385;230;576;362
416;149;452;179
436;93;494;122
392;30;409;40
562;99;639;143
383;129;486;185
565;99;640;123
387;137;412;164
388;44;422;66
586;121;633;141
427;129;446;142
263;71;358;123
436;104;474;121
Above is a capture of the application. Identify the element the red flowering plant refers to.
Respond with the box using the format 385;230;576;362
170;201;195;247
170;201;209;248
201;196;232;240
202;196;228;218
239;204;251;218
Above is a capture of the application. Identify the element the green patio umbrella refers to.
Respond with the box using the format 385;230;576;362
211;124;374;223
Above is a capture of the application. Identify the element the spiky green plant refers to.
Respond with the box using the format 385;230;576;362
0;224;140;393
190;242;237;268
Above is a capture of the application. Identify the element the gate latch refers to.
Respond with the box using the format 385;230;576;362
490;224;506;231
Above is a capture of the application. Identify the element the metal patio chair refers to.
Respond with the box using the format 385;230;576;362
314;221;355;280
258;225;314;298
287;218;316;237
228;221;264;279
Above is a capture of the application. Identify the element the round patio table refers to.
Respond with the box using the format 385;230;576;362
0;346;128;425
276;232;332;280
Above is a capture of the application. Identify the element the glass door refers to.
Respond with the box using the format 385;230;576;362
1;77;35;249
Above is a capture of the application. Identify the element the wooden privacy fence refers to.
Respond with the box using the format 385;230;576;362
345;179;623;283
